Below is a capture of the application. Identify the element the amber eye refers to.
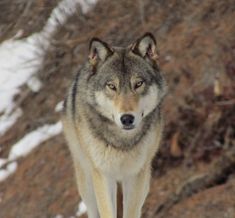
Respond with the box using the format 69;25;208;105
106;83;117;91
134;80;144;89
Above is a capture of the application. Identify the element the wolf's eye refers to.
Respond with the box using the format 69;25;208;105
106;83;117;91
134;81;144;89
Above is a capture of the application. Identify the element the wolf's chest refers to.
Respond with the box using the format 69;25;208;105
79;126;157;179
92;145;147;179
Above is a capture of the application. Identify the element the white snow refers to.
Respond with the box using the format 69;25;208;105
76;201;87;217
55;101;64;112
0;122;62;182
0;36;43;114
77;0;97;13
0;162;18;182
9;122;62;161
0;0;97;136
27;76;42;92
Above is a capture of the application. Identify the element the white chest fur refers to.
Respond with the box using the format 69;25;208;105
78;122;159;180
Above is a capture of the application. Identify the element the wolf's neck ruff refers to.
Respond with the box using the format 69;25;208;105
82;102;161;151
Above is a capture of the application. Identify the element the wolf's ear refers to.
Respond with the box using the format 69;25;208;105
131;32;158;64
89;38;113;66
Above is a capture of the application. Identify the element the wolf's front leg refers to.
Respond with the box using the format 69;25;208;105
92;169;117;218
122;165;151;218
74;166;99;218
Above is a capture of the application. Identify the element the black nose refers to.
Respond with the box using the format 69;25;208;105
120;114;135;126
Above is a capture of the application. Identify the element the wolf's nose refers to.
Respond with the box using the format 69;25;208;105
120;114;135;126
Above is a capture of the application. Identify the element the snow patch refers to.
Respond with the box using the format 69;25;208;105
0;37;42;114
9;122;62;161
77;0;97;13
76;201;87;217
0;162;17;182
27;76;42;92
55;101;64;112
0;122;62;182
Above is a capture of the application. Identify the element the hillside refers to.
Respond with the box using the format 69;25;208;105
0;0;234;217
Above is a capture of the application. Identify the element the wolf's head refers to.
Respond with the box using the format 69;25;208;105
80;33;166;147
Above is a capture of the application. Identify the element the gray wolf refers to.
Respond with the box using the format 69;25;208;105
62;32;166;218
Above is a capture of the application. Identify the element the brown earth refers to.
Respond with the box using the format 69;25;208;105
165;177;235;218
0;0;235;217
0;0;60;42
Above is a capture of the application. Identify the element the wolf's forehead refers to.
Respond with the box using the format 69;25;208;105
105;49;150;78
105;49;135;70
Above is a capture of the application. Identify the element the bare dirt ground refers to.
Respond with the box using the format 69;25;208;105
0;0;235;217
